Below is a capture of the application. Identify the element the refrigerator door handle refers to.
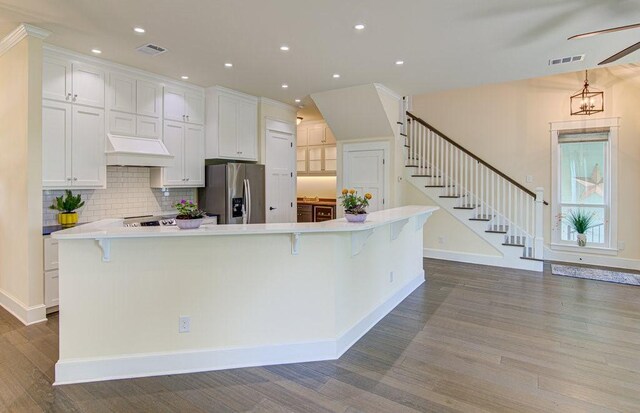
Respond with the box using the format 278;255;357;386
246;178;252;224
242;179;248;224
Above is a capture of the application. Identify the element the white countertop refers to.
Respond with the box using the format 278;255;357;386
52;205;438;240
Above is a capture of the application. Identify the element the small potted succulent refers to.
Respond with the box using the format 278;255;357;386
565;209;595;247
174;199;206;229
49;190;84;227
339;189;372;223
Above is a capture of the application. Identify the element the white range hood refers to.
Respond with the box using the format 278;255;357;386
106;134;174;167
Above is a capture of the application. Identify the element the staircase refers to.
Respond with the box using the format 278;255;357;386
404;111;544;271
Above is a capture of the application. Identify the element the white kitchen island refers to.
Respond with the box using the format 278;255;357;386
52;205;438;384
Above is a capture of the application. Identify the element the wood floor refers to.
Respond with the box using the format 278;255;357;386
2;259;640;412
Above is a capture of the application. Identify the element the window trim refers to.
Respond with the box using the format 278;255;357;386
550;118;619;254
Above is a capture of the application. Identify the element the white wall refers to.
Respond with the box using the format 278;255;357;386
0;33;45;324
408;67;640;265
43;167;195;226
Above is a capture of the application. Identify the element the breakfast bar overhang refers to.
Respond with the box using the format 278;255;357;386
52;205;438;384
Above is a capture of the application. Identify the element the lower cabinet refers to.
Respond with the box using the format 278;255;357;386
43;236;59;313
297;203;336;222
297;204;313;223
151;121;204;188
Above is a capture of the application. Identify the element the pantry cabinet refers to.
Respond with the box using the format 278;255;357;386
42;100;105;188
150;121;205;188
205;86;258;161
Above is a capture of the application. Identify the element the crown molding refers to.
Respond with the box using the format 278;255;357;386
259;97;297;113
0;24;50;57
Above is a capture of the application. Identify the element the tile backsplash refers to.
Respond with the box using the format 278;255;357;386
43;167;197;226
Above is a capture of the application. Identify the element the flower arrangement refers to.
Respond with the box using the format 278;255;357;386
174;200;206;220
564;209;596;247
339;189;372;215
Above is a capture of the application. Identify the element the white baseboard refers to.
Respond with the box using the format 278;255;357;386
0;288;47;325
544;246;640;271
54;272;425;385
424;248;542;272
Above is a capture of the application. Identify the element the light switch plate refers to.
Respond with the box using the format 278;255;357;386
526;175;533;183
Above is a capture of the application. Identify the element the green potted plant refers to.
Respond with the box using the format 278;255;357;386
174;199;206;229
565;209;595;247
49;190;85;227
339;189;372;222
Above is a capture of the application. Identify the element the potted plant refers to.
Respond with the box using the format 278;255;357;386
174;200;206;229
49;190;85;227
339;189;372;223
565;209;595;247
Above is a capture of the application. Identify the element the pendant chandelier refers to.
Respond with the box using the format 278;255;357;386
570;70;604;116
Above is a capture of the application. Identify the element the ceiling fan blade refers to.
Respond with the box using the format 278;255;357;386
598;41;640;65
568;22;640;40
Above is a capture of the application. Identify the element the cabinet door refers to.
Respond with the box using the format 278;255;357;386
185;92;204;124
307;125;325;145
236;100;257;160
296;147;307;173
71;106;105;187
137;80;162;117
136;115;162;139
308;146;323;173
72;63;105;108
324;145;337;173
43;57;72;102
162;121;185;186
109;110;136;135
42;101;72;187
324;127;337;144
296;125;308;147
184;124;204;186
164;87;185;122
109;73;135;113
44;270;59;308
217;94;238;157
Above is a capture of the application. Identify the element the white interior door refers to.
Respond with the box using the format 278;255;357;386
266;125;295;223
343;149;385;212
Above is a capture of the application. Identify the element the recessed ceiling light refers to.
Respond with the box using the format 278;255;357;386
282;84;288;89
133;27;145;34
395;60;404;65
294;99;301;103
224;62;233;68
91;49;102;54
332;73;341;78
181;75;189;80
280;45;290;51
354;24;365;30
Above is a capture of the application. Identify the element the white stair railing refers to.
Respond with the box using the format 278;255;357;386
407;112;544;259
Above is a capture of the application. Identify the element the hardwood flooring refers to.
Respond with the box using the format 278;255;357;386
2;259;640;412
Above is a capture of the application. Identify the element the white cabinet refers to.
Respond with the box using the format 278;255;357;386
43;237;59;312
43;57;105;108
42;100;105;188
296;121;337;176
151;121;204;188
164;87;204;124
205;87;258;161
108;74;163;139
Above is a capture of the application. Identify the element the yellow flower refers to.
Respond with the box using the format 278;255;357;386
341;188;348;195
349;189;355;195
364;193;372;200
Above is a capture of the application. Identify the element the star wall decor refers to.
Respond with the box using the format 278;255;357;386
575;163;604;201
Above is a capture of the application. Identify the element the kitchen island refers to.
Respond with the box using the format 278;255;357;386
52;205;438;384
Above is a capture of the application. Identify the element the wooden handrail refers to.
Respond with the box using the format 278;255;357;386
406;111;548;205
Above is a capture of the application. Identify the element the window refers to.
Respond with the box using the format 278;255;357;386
551;119;618;252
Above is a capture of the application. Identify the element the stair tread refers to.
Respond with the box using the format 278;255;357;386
412;175;441;178
502;243;525;247
521;256;544;262
425;185;446;188
405;165;419;167
470;217;491;221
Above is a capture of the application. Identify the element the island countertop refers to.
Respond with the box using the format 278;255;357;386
52;205;438;240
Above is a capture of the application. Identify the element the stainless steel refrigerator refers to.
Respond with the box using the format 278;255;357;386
198;163;265;224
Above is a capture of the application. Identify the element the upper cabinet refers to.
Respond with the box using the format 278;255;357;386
43;57;105;108
164;87;204;124
107;73;163;138
205;87;258;161
296;121;337;176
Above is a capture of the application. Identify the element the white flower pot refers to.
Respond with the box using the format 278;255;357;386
176;218;204;230
577;233;587;247
345;213;368;223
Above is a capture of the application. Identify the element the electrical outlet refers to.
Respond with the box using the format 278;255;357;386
163;191;170;197
179;316;190;333
389;271;394;283
438;236;446;245
526;175;533;183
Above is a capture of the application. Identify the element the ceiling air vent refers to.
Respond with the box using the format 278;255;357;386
136;43;167;56
549;54;585;66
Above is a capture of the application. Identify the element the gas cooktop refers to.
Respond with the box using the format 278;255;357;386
123;215;176;228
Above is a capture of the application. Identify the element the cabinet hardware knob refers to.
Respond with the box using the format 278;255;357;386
269;207;277;210
67;177;71;181
186;178;190;181
73;177;78;181
73;94;77;102
186;115;190;121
